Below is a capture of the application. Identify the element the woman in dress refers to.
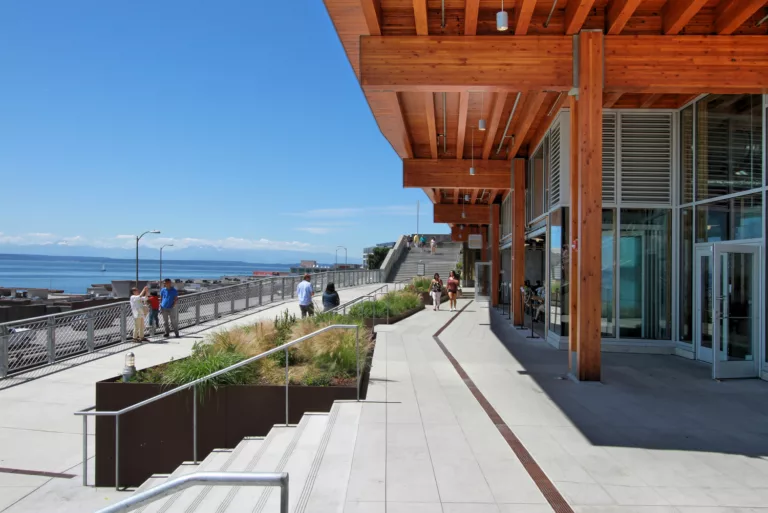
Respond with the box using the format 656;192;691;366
430;273;443;311
446;270;459;312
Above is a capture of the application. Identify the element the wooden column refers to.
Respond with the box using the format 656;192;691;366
481;226;488;261
491;204;500;306
511;159;526;326
576;30;603;381
569;95;579;372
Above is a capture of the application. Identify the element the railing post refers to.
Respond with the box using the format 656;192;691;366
120;304;127;343
115;416;120;491
291;278;295;298
86;312;95;352
355;325;360;401
282;277;286;299
214;290;219;319
284;348;289;427
245;282;250;309
280;475;290;513
195;295;201;325
82;415;88;486
192;385;198;463
0;325;9;378
259;281;263;306
269;278;274;303
47;316;56;364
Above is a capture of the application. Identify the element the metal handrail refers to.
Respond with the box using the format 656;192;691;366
75;324;361;489
326;283;389;314
95;471;288;513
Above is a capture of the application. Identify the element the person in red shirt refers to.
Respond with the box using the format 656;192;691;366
147;291;161;335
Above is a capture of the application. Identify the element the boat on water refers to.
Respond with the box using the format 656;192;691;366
100;264;106;272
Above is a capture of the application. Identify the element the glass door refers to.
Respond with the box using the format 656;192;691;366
475;262;491;304
695;246;714;363
712;244;760;379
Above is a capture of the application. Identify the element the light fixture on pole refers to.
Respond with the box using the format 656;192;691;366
478;93;487;131
497;0;509;31
159;243;174;286
469;127;476;175
122;352;136;382
136;230;161;287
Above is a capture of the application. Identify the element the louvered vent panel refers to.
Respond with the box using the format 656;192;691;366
549;122;561;208
619;113;672;204
603;113;617;203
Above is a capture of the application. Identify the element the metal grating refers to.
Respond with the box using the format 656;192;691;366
619;112;673;204
603;113;617;203
549;122;561;208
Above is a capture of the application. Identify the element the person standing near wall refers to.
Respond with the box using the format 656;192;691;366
160;278;180;338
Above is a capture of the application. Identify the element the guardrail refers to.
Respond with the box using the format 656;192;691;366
75;324;362;490
0;270;381;379
95;472;288;513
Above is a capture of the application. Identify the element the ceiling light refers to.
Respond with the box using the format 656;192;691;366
469;167;476;176
470;127;476;176
464;194;470;202
459;224;465;230
497;0;509;31
479;93;487;130
462;212;467;219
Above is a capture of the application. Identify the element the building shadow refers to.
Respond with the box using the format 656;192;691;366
488;308;768;458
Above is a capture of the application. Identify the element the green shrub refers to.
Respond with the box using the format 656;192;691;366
160;342;257;392
411;277;432;293
347;290;421;319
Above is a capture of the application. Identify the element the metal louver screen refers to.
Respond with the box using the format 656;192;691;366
549;122;561;208
619;113;672;204
603;113;617;203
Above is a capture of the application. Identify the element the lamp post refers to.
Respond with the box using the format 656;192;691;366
159;244;174;286
136;230;161;287
336;246;347;269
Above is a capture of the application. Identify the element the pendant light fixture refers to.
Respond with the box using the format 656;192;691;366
479;93;487;131
497;0;509;31
469;127;476;176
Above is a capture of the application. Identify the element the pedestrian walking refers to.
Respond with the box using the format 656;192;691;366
447;270;459;312
430;273;443;311
160;278;180;338
147;291;160;335
420;235;426;252
129;286;150;342
430;237;437;255
322;282;340;312
297;274;315;318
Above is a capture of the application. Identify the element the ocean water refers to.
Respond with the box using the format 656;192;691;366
0;254;292;293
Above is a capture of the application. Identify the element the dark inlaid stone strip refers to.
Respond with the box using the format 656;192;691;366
0;466;76;479
432;301;575;513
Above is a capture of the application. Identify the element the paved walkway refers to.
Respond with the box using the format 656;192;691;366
0;283;383;513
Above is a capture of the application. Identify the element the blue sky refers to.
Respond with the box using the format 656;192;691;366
0;1;445;262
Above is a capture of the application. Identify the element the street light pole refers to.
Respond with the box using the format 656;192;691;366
160;244;174;286
135;230;161;287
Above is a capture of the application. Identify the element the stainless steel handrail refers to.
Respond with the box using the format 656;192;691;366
326;283;389;315
95;471;288;513
75;324;361;489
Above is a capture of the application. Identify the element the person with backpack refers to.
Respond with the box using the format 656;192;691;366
430;273;443;311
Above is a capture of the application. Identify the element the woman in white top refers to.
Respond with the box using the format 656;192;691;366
129;286;149;342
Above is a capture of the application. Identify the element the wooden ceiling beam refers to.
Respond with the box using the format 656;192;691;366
464;0;481;35
508;92;547;159
676;93;701;108
455;189;461;204
413;0;429;35
364;91;413;158
470;189;480;204
425;93;438;159
606;0;644;35
435;204;490;225
456;91;469;160
661;0;708;35
529;92;568;152
715;0;766;35
565;0;597;35
640;93;663;108
422;187;437;203
605;36;768;94
603;92;623;108
360;0;382;35
360;36;573;92
403;159;511;189
488;189;499;204
515;0;537;35
482;92;508;160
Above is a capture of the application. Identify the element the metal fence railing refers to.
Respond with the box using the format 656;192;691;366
0;270;382;379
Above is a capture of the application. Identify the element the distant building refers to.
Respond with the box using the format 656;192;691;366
363;242;396;269
300;260;318;268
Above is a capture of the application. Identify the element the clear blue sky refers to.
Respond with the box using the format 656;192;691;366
0;1;445;260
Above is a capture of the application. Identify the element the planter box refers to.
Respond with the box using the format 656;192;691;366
362;306;424;328
95;375;367;487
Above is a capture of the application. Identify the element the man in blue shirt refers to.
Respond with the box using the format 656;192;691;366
160;279;180;338
296;274;314;318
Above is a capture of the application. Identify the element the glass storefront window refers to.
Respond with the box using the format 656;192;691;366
602;209;616;338
679;208;693;343
680;105;694;204
533;145;544;219
695;193;762;242
549;209;567;336
619;209;672;340
696;94;763;199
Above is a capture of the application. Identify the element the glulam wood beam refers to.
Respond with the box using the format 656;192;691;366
640;93;663;108
464;0;481;35
434;204;490;225
482;93;508;160
457;92;469;159
515;0;537;35
489;189;499;204
568;95;579;370
360;0;382;35
422;187;437;203
451;224;482;243
716;0;766;35
425;93;438;158
604;36;768;94
511;159;525;325
491;204;500;306
661;0;708;34
365;91;413;158
565;0;597;35
606;0;643;34
360;36;573;92
403;159;511;189
470;189;480;204
413;0;429;35
603;92;623;108
576;30;603;382
530;92;568;153
508;92;547;159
